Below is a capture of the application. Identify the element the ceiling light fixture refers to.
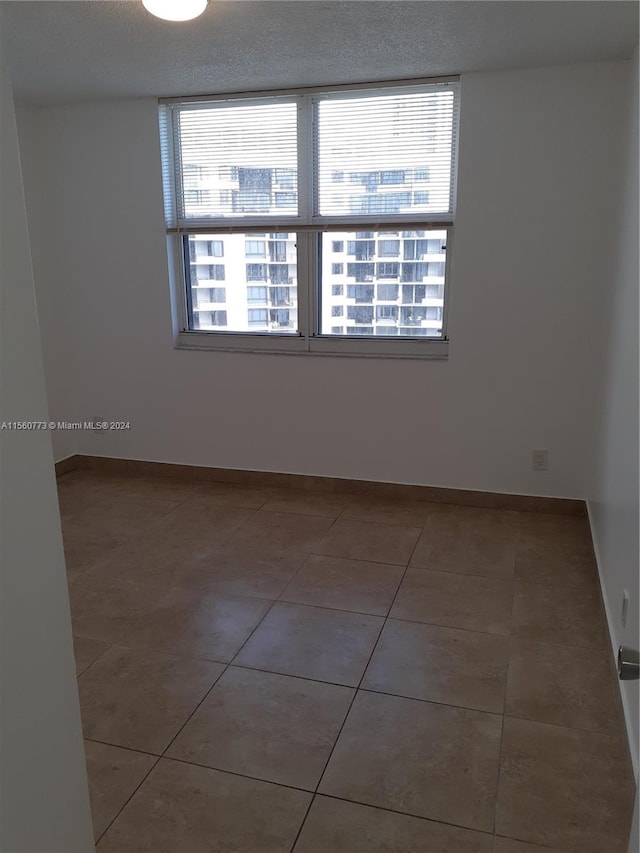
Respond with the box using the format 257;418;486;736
142;0;208;22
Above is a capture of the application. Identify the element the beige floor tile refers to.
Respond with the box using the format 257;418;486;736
505;639;619;733
121;588;272;662
319;691;502;832
363;619;509;713
84;740;156;840
82;534;196;587
68;577;170;644
494;837;573;853
340;496;435;527
78;645;223;754
152;502;254;549
73;636;112;676
496;717;635;853
280;554;404;616
293;796;494;853
61;495;181;535
260;490;348;518
514;551;598;590
511;582;606;648
97;759;311;853
190;481;274;509
515;515;597;589
62;523;130;572
182;542;307;599
314;518;420;565
234;602;383;686
228;510;334;553
390;569;513;634
168;667;353;789
411;507;517;578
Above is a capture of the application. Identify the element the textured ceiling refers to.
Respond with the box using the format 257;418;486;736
2;1;638;105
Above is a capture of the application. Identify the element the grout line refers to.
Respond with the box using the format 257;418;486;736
84;737;160;759
492;553;517;837
287;794;316;852
157;594;283;760
161;754;497;844
311;792;496;841
309;529;420;806
94;752;161;845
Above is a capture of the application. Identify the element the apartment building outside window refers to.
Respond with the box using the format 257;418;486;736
160;77;459;356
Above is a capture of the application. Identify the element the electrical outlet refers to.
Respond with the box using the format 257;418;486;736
621;590;629;628
532;449;548;471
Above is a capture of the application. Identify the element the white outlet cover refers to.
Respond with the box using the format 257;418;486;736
532;449;548;471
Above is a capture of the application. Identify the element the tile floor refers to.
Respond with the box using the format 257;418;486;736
58;468;636;853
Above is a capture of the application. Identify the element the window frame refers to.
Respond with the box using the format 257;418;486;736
160;76;459;359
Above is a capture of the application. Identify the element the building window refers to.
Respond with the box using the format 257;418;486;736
347;284;374;302
275;192;297;209
248;308;268;325
245;240;266;257
378;240;400;257
246;263;267;281
247;286;267;303
376;262;399;279
377;284;398;301
160;78;458;355
202;264;224;281
275;168;296;188
376;305;398;321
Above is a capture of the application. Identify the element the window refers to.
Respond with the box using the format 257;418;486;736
247;286;267;303
160;78;458;356
202;264;225;281
246;240;266;257
378;240;400;257
377;284;398;300
246;263;267;281
275;192;296;209
248;308;268;325
376;262;399;279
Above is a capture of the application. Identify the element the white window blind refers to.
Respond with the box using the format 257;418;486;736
161;81;459;233
313;84;458;224
164;99;298;229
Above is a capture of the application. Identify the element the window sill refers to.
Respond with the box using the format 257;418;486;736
174;331;449;360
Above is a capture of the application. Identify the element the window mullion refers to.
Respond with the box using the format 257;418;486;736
296;95;315;341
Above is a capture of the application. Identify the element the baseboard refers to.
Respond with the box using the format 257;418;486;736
56;453;586;516
586;501;639;781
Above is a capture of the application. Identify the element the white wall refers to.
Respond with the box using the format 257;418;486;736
18;61;630;499
0;64;94;853
588;49;639;786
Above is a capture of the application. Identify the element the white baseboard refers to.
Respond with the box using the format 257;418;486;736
586;501;638;780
